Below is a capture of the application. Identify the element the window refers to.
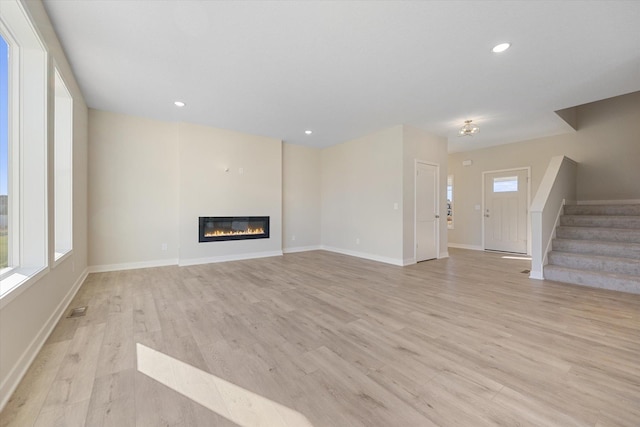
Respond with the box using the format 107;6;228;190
0;35;7;271
447;175;453;229
54;69;73;261
0;0;48;302
493;176;518;193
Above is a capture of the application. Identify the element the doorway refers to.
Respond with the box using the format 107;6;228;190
415;161;439;262
483;168;529;254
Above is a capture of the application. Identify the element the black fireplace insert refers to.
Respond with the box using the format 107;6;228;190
199;216;270;242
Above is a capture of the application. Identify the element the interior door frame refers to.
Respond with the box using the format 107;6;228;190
481;167;531;255
414;159;440;262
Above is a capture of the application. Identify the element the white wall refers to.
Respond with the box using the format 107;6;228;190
88;117;448;269
177;122;282;265
402;126;449;263
282;143;321;252
0;0;89;408
88;110;179;269
321;126;405;265
448;91;640;249
88;112;282;268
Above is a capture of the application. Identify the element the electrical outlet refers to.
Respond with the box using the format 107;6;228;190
292;235;296;241
356;238;360;245
161;243;168;251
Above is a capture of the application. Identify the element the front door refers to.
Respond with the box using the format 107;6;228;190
484;169;528;253
416;162;438;262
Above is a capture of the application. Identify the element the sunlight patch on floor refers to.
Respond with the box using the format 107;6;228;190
136;343;314;427
501;256;532;261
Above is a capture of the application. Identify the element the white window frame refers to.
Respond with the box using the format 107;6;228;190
0;0;49;307
0;33;10;277
53;68;72;264
0;20;17;282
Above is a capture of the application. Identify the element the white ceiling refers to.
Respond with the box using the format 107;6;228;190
42;1;640;152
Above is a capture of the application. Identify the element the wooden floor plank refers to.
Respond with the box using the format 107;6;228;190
0;341;70;427
40;324;106;414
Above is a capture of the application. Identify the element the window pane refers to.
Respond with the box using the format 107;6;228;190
54;69;73;258
1;35;8;269
493;176;518;193
1;0;49;293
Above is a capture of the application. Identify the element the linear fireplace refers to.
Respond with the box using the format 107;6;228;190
199;216;270;242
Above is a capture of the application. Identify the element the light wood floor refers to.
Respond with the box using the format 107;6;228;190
1;249;640;426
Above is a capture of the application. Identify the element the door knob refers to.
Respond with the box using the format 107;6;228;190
435;215;440;218
485;214;490;217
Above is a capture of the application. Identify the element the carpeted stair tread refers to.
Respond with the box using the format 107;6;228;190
548;251;640;276
552;238;640;260
556;226;640;244
560;215;640;229
564;204;640;216
544;265;640;294
546;203;640;293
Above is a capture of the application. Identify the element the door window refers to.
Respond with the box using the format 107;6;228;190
493;176;518;193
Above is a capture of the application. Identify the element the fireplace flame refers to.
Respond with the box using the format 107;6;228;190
204;227;265;237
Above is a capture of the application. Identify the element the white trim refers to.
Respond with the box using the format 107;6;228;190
0;0;49;285
481;167;531;254
321;245;404;266
0;266;48;309
403;258;416;266
283;245;322;254
448;243;484;251
53;67;73;259
414;159;440;262
529;156;578;281
0;267;88;411
52;249;72;268
88;258;178;273
576;199;640;205
438;251;449;259
0;19;17;280
178;251;283;267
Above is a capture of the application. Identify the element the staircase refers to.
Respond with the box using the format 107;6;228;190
544;204;640;294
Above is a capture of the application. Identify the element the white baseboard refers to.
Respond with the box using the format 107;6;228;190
320;246;404;266
283;245;322;254
88;258;178;273
448;243;483;251
402;258;417;266
0;268;88;411
577;199;640;205
178;250;283;267
439;251;450;259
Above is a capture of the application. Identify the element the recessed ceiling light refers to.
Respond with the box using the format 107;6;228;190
174;101;186;107
492;42;511;53
305;130;312;135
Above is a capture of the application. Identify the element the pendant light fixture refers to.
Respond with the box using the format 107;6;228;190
458;120;479;137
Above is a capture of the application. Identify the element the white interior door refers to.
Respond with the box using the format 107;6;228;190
416;162;438;262
484;169;528;253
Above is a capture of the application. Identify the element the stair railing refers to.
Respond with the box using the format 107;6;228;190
530;155;577;279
